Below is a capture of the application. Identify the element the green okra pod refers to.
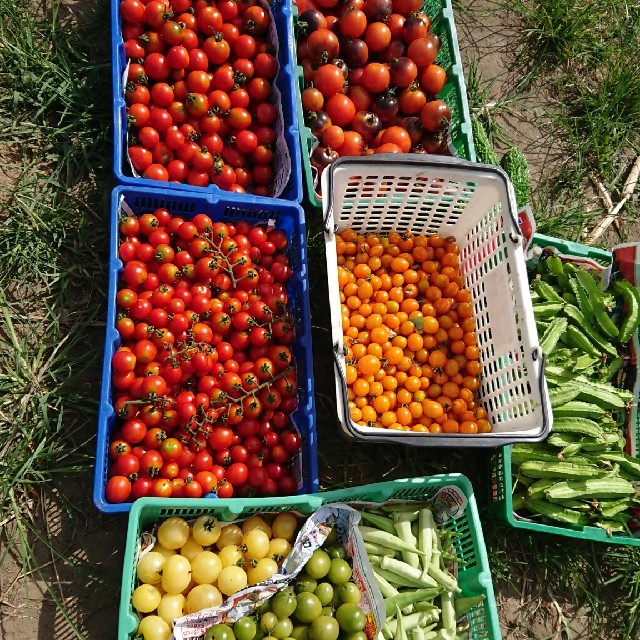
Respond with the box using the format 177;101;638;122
544;477;636;500
575;270;619;338
533;279;565;304
524;497;590;526
612;279;640;345
540;317;568;355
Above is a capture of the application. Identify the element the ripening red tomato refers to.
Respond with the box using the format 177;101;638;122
106;476;131;503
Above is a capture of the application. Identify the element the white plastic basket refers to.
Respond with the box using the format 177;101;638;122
322;155;552;447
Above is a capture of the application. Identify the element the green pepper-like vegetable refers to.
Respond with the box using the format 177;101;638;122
612;279;640;344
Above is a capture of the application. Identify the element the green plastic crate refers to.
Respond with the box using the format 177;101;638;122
487;234;640;546
529;232;612;267
120;475;500;640
294;0;476;214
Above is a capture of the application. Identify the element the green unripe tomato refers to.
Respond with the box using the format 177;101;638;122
234;617;258;640
308;616;340;640
322;529;337;547
305;550;331;580
261;612;279;633
327;559;352;585
205;624;235;640
324;545;347;560
314;582;335;606
336;604;366;633
271;589;298;618
342;631;367;640
291;626;309;640
295;592;323;623
272;618;293;639
294;574;318;594
337;583;361;604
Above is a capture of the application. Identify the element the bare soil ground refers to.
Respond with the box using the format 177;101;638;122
456;0;563;188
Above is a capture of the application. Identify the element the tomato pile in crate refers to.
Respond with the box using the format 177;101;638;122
297;0;471;198
296;0;461;179
114;0;302;199
118;476;501;640
335;229;489;434
323;156;551;446
94;186;317;513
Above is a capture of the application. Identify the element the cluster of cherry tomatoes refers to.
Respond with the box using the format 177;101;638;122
120;0;281;193
106;208;303;503
297;0;453;177
337;230;490;434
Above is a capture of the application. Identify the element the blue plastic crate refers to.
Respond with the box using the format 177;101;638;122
110;0;303;202
94;185;318;513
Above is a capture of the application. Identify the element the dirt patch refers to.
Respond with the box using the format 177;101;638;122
0;483;126;640
455;0;563;187
498;588;593;640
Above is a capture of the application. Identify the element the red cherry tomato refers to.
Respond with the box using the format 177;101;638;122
106;476;131;503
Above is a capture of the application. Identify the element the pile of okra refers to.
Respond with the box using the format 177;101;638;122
512;254;640;534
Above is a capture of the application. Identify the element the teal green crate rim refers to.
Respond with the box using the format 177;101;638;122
120;475;499;640
530;233;612;267
293;0;476;214
488;233;640;546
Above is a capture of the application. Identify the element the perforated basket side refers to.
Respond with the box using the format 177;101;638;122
460;206;541;432
322;156;551;446
94;186;318;514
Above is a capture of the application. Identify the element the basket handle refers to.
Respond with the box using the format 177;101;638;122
320;154;525;238
332;342;353;428
532;346;551;435
333;341;551;442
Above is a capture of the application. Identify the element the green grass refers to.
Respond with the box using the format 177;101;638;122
486;523;640;639
0;0;111;635
500;0;640;239
0;0;111;182
464;0;640;241
465;57;529;148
